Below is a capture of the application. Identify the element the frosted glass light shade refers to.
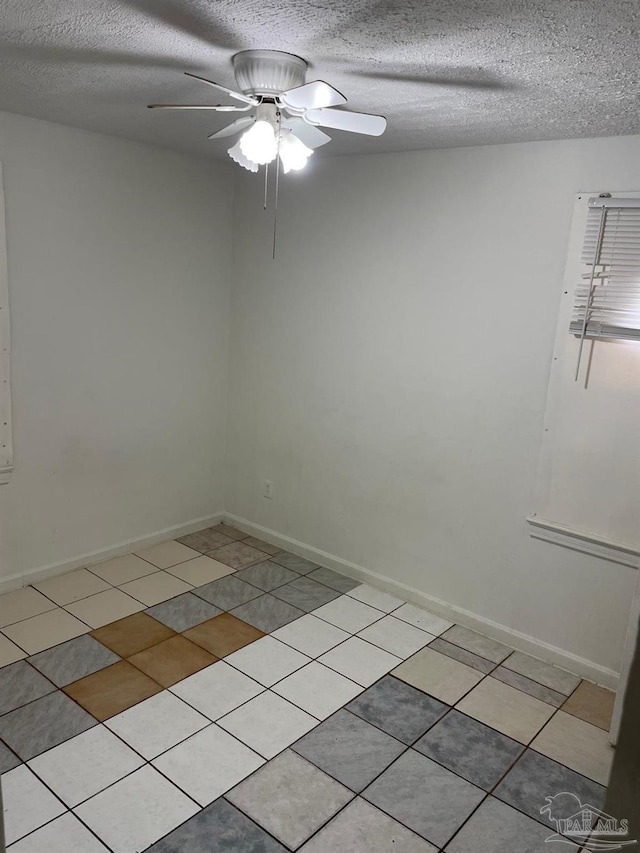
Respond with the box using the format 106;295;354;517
227;140;259;172
239;120;277;165
279;132;313;173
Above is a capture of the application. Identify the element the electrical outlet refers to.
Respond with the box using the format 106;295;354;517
263;480;274;499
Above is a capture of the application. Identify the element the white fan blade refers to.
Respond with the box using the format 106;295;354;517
282;117;331;148
305;108;387;136
208;117;255;139
184;72;259;105
281;80;346;110
148;104;249;111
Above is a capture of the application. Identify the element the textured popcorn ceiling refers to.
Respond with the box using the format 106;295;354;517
0;0;639;159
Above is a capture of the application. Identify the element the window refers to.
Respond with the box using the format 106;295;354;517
0;165;12;484
571;196;640;343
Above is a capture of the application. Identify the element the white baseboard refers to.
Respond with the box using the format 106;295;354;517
0;511;224;594
225;513;619;690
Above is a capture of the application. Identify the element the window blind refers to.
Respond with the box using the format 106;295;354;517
570;197;640;343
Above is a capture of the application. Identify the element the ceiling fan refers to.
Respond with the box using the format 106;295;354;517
148;49;387;174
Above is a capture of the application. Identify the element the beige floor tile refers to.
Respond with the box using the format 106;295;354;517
134;541;201;570
0;587;56;628
88;554;158;586
66;588;144;629
120;572;193;607
531;710;614;785
33;569;111;606
456;676;555;744
0;632;27;667
392;647;483;704
165;555;235;586
561;680;616;731
3;608;88;655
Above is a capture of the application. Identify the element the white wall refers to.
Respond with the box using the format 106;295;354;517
0;110;233;584
227;134;640;678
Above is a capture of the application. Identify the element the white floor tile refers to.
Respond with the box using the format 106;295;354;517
226;636;310;687
357;615;435;659
75;765;199;853
0;588;56;629
28;726;144;808
170;660;264;720
218;691;318;758
105;691;210;760
318;637;401;687
33;570;111;606
2;609;88;655
272;661;364;719
134;540;201;569
88;553;158;586
0;633;26;667
313;596;385;633
2;765;66;846
165;555;235;586
7;812;110;852
153;724;264;806
393;603;454;636
65;588;143;629
119;571;193;606
272;614;350;658
348;584;404;613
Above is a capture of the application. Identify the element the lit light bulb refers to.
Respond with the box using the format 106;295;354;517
239;121;277;165
278;132;313;173
227;140;259;172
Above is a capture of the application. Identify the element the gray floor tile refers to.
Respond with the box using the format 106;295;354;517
176;527;235;553
502;652;580;696
0;690;96;760
292;709;406;792
445;796;580;853
207;542;267;569
0;660;56;715
363;749;486;847
231;594;304;633
347;675;448;744
227;750;354;850
193;576;262;611
241;537;283;556
28;635;120;688
441;626;512;664
492;666;566;707
272;577;342;612
146;593;222;633
300;797;437;852
146;798;287;852
414;710;524;790
428;638;496;674
269;553;320;574
0;740;20;773
308;568;361;593
236;561;300;592
494;749;606;830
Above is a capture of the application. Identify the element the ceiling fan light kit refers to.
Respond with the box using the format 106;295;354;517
148;48;387;167
149;49;387;253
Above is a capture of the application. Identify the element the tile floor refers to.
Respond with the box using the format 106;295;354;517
0;522;616;852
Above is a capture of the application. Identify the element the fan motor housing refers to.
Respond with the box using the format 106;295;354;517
233;50;307;96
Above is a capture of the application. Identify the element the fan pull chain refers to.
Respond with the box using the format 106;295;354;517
263;163;269;210
272;111;282;260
